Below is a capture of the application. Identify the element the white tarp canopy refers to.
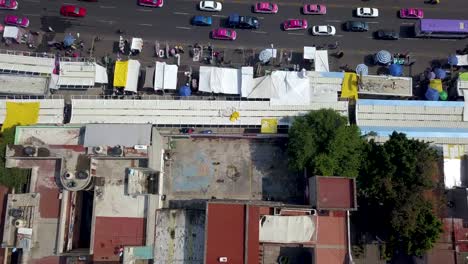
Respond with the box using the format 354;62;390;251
124;60;141;93
245;70;310;105
94;63;108;84
3;26;19;39
456;55;468;66
131;38;143;51
259;215;315;243
240;67;254;96
314;50;329;72
56;61;96;87
155;62;177;90
199;66;240;94
303;46;316;60
0;53;55;74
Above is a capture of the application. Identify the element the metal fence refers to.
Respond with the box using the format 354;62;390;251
69;94;270;101
0;49;55;59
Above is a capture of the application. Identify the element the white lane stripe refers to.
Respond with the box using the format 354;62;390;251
24;0;40;2
176;26;191;30
258;16;264;19
174;12;190;15
401;22;413;25
100;6;116;9
139;23;153;26
367;21;379;24
252;31;267;34
326;19;341;23
212;14;227;17
136;9;152;12
63;2;75;5
287;32;304;36
401;38;418;40
440;39;457;41
98;20;115;23
335;34;344;37
24;13;40;17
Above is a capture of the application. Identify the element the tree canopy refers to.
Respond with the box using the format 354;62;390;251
357;132;442;258
287;109;364;178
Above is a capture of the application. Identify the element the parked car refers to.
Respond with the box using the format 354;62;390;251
344;21;369;32
60;5;87;17
399;8;423;19
375;30;399;40
4;15;29;27
283;19;307;31
311;25;336;36
211;28;236;40
303;4;326;15
138;0;163;8
227;14;259;29
0;0;18;10
356;7;379;17
192;15;212;26
199;1;222;12
253;2;278;14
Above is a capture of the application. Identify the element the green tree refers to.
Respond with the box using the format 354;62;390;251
287;109;364;177
357;132;442;259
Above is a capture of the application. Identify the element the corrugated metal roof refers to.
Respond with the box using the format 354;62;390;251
83;124;152;147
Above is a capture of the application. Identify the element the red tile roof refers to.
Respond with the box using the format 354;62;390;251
205;203;246;264
93;217;145;262
247;205;260;264
315;214;347;264
0;185;9;264
31;256;63;264
316;177;356;210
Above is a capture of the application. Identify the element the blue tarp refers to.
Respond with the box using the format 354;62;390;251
357;99;464;107
425;87;439;101
360;126;468;139
179;85;191;96
389;64;403;76
63;34;75;47
434;68;446;79
448;55;458;66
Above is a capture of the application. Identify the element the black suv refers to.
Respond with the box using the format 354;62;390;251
227;13;259;29
376;30;399;40
344;21;369;32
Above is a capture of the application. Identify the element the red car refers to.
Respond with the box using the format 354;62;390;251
0;0;18;10
60;5;87;17
283;19;307;31
303;4;326;15
139;0;163;8
399;8;423;19
253;2;278;14
211;28;236;40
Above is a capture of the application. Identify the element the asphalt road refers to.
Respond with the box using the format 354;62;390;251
1;0;467;71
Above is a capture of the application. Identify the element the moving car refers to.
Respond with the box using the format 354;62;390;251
192;16;212;26
138;0;163;8
399;8;423;19
0;0;18;10
311;25;336;36
356;7;378;18
4;15;29;27
253;2;278;14
227;14;259;29
211;28;237;40
303;4;326;15
60;5;87;17
199;1;222;12
376;30;399;40
344;21;369;32
283;19;307;31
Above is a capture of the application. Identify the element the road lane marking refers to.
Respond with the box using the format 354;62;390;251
440;39;457;42
24;13;40;17
24;0;40;2
326;20;342;23
174;12;190;15
335;35;344;37
401;22;414;25
252;31;267;34
366;21;379;24
100;6;116;9
98;20;115;23
287;32;304;36
176;26;191;30
137;9;152;12
212;14;227;18
257;16;264;19
63;2;75;5
401;38;418;40
139;23;153;26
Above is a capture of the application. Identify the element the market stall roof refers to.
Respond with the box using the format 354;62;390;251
143;67;154;88
131;38;143;51
199;66;241;94
0;52;55;74
303;46;316;60
94;63;108;84
2;26;18;39
314;50;329;72
56;60;96;88
154;61;177;90
114;60;140;93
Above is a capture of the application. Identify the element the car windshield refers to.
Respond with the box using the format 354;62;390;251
267;3;273;9
212;2;217;8
74;7;80;13
5;0;10;5
17;18;22;23
153;0;158;3
327;27;332;33
224;30;231;37
316;5;320;11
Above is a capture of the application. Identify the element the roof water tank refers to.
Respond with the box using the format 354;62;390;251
14;219;25;228
64;171;75;180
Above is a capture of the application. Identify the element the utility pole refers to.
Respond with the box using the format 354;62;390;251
89;36;96;58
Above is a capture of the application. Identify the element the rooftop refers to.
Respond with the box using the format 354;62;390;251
84;124;152;147
309;176;357;210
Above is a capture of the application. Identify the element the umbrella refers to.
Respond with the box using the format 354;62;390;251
425;88;439;101
63;34;75;47
355;64;368;75
179;85;191;96
425;71;436;80
434;68;446;79
375;50;392;65
388;64;403;77
259;49;273;63
439;91;448;101
448;55;458;66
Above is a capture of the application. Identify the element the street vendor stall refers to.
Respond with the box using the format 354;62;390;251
130;37;143;55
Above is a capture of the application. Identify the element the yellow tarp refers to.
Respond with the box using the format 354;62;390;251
261;119;278;134
2;102;39;132
341;73;358;100
113;60;129;87
229;111;240;122
429;79;443;92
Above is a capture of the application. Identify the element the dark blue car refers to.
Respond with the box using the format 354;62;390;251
192;16;212;26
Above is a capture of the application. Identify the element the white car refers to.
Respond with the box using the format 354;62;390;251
356;7;379;18
311;25;336;36
199;1;222;12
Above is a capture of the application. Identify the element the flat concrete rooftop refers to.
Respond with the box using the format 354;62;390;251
163;137;304;204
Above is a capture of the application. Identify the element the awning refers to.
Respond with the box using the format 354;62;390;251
154;62;177;90
303;46;316;60
113;60;140;92
3;26;19;39
314;50;329;72
143;67;154;88
94;63;108;84
56;60;96;87
199;66;240;94
131;38;143;51
114;61;128;87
